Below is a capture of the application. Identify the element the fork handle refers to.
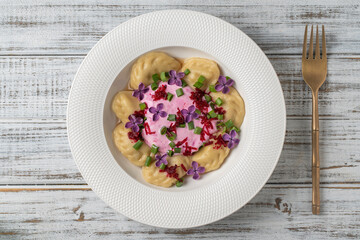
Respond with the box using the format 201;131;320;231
312;90;320;215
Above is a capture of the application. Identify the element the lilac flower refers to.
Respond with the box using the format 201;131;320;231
132;83;149;101
168;70;185;86
155;154;168;167
125;114;143;132
181;105;199;123
222;130;240;149
149;103;167;121
187;161;205;180
215;76;234;94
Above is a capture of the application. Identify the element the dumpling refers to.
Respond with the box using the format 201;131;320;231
191;140;230;173
113;123;150;166
210;87;245;127
180;57;220;90
112;91;140;123
142;155;191;188
130;52;181;89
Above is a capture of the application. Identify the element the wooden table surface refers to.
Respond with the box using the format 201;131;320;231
1;1;360;239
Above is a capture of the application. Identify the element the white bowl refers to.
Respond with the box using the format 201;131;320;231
67;10;286;228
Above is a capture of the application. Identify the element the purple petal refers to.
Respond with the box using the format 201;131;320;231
175;79;182;86
169;70;176;77
233;138;240;145
125;122;133;129
153;114;160;121
197;166;205;174
128;114;135;121
155;160;161;167
222;133;231;142
192;161;198;169
230;129;237;138
138;83;145;90
157;103;164;111
177;72;185;78
222;86;230;94
187;169;195;175
132;90;140;98
149;107;157;114
227;140;235;149
161;159;168;165
161;154;167;161
193;172;200;180
159;111;168;118
215;84;224;91
225;79;234;87
168;78;176;85
181;109;188;116
135;117;143;124
218;76;226;84
188;105;196;113
138;93;145;101
185;115;192;123
155;154;162;160
142;87;150;93
191;112;199;119
132;125;140;133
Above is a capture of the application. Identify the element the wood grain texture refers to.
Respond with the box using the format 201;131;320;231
1;0;360;55
0;184;359;239
1;56;360;119
1;119;359;184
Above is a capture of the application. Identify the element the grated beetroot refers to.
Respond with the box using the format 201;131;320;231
133;110;145;119
159;165;180;180
180;164;187;172
176;137;188;147
210;134;228;149
190;88;209;113
127;131;142;142
144;122;155;135
152;85;167;101
175;108;185;127
214;106;226;115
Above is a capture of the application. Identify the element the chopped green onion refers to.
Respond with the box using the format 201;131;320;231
215;97;223;106
194;127;202;135
151;82;158;91
188;121;195;130
138;123;144;128
217;114;224;120
144;117;147;121
145;156;152;166
197;75;206;83
160;72;168;82
169;141;176;148
225;120;234;129
176;180;183;187
174;148;181;153
139;103;146;110
160;126;167;135
207;114;211;119
152;73;160;83
231;126;240;133
167;114;176;121
167;92;174;101
133;140;143;150
209;102;215;109
208;110;217;118
195;109;201;115
223;126;227;133
160;163;166;170
193;81;203;89
209;85;217;92
182;80;188;87
176;88;184;97
184;69;190;75
204;94;212;102
226;76;231;80
178;123;186;128
166;132;177;141
167;150;174;157
151;144;159;154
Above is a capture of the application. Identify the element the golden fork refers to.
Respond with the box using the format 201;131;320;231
302;25;327;215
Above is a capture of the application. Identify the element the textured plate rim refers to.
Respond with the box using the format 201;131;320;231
67;9;286;228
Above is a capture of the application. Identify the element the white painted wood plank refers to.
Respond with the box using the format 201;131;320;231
0;184;359;239
1;56;359;119
1;1;360;55
1;119;359;184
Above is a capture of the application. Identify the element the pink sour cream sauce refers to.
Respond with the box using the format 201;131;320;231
141;82;218;155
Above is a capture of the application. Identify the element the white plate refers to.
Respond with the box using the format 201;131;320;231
67;10;286;228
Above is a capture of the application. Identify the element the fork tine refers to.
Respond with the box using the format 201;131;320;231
302;25;308;60
308;25;314;59
322;25;327;59
315;25;320;59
